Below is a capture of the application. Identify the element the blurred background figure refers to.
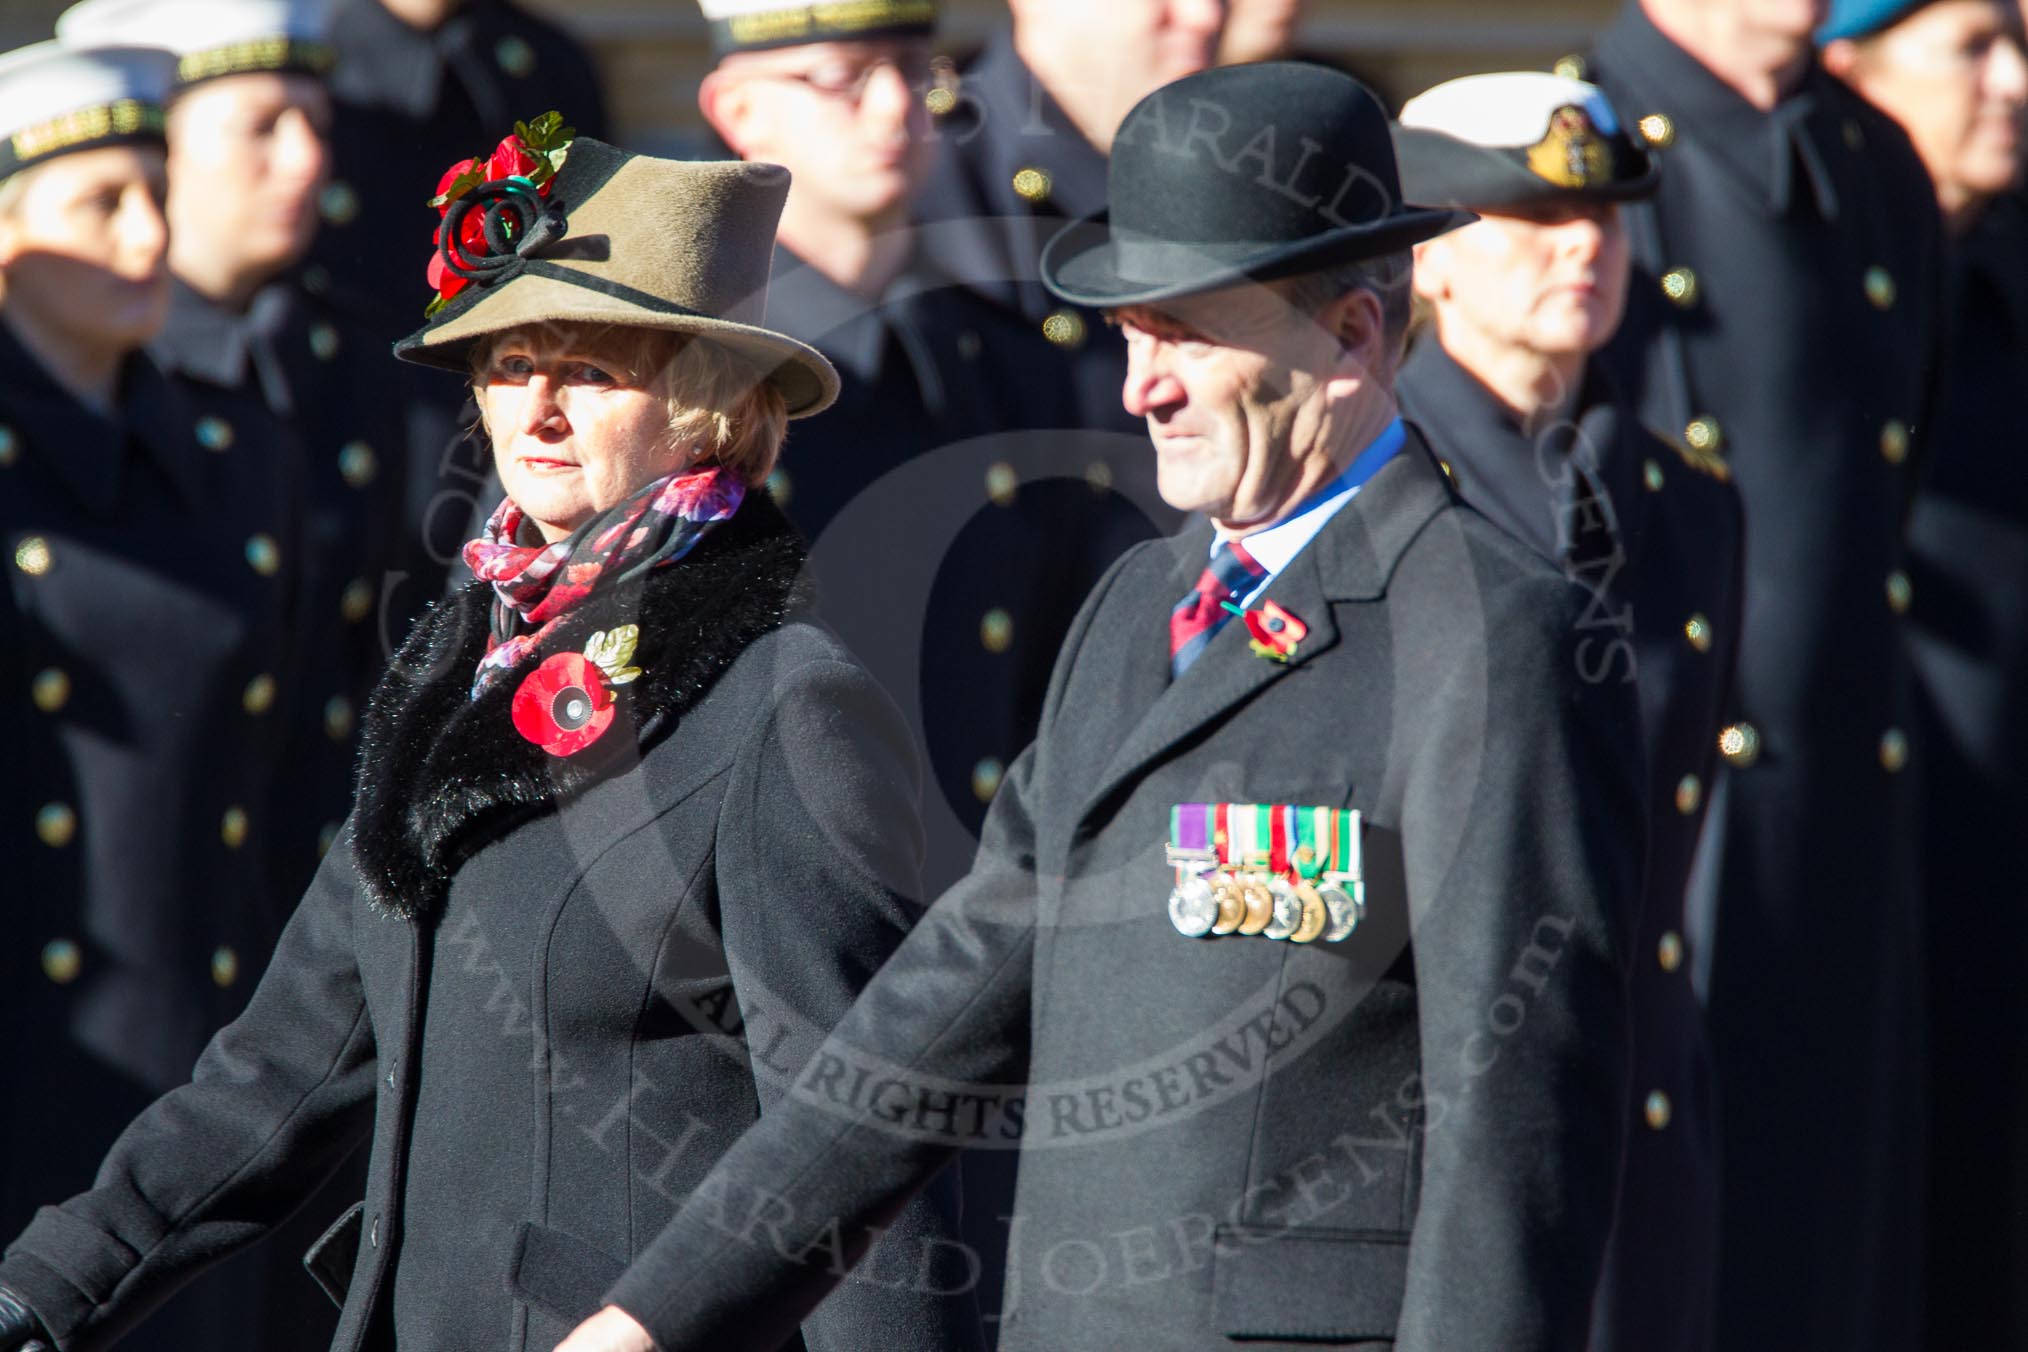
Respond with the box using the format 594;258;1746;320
1579;0;1941;1346
1217;0;1306;62
0;37;301;1352
1821;0;2028;1343
58;0;410;916
1394;70;1743;1352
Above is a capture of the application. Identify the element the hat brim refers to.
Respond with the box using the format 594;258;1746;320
393;270;842;419
1039;206;1473;310
1392;126;1660;213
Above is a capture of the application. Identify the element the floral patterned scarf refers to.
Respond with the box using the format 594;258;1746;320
461;465;745;699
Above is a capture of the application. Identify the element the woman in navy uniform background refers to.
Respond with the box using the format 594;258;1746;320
0;38;305;1351
1393;71;1744;1352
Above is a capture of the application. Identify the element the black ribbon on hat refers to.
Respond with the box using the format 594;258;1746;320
437;177;568;287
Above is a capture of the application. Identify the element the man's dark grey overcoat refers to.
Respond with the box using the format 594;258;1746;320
602;436;1647;1351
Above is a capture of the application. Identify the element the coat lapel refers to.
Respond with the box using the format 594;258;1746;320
348;494;812;922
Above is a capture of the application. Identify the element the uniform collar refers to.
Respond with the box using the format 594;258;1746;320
330;0;492;119
764;247;893;381
963;28;1110;222
150;277;295;391
1597;1;1841;219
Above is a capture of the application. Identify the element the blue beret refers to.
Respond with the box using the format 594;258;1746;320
1819;0;1936;42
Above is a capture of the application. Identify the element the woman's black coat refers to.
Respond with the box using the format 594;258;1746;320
0;496;984;1352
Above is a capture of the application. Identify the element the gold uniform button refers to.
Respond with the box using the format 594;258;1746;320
925;84;957;116
324;695;356;740
496;34;536;77
0;424;17;467
1042;309;1088;349
971;757;1006;803
1844;119;1865;151
1886;569;1913;615
221;805;250;850
1554;54;1588;80
955;329;982;361
242;673;276;715
1684;613;1713;653
338;441;378;488
1012;166;1053;203
1879;727;1909;774
41;939;82;985
980;608;1014;653
31;667;70;713
1684;416;1724;455
986;461;1019;507
320;181;360;227
1675;774;1703;815
1719;722;1762;768
308;322;341;361
1658;931;1685;974
195;415;234;451
764;466;792;507
1085;460;1114;493
1644;1090;1673;1130
36;802;77;848
211;945;240;988
1638;113;1676;149
245;533;281;576
341;576;374;623
1661;267;1699;307
1643;459;1665;493
15;536;53;576
1880;419;1911;466
1864;266;1897;311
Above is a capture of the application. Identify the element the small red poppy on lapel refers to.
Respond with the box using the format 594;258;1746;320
1242;601;1308;663
509;625;644;757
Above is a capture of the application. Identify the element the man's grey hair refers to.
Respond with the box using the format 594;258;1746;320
1278;250;1415;367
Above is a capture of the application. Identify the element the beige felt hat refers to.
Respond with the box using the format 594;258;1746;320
395;134;840;419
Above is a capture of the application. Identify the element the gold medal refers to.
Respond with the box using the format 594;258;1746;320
1289;888;1330;943
1236;874;1275;935
1210;873;1245;934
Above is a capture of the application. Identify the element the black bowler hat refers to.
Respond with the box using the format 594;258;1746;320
1393;72;1659;212
1040;61;1471;309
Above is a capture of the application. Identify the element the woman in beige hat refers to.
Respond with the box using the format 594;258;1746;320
0;115;983;1352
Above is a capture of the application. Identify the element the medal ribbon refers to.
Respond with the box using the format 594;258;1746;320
1169;803;1358;878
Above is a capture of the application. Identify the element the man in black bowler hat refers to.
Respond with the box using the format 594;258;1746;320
1576;2;1941;1346
536;61;1647;1352
1391;70;1744;1352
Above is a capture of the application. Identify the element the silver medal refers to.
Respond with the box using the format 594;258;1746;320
1319;878;1364;943
1168;873;1220;938
1264;877;1305;939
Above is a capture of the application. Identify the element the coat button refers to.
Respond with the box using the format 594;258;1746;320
14;536;53;576
1683;613;1713;652
1844;119;1865;150
972;757;1005;803
1085;460;1114;493
1638;112;1675;148
31;667;71;713
1644;1090;1673;1130
324;695;356;740
985;461;1019;506
955;329;982;361
496;34;536;76
1886;570;1913;615
925;83;957;116
1042;309;1088;349
980;608;1013;653
1684;416;1723;455
341;577;373;623
1012;166;1052;203
41;939;82;985
36;802;77;848
0;424;17;466
211;946;240;988
196;416;234;452
242;673;277;715
1864;266;1897;311
1879;727;1909;774
1660;267;1699;307
369;1214;380;1248
1880;420;1911;465
1643;459;1665;492
320;181;360;227
245;533;281;576
1554;54;1588;79
338;441;378;488
308;323;340;361
221;806;250;850
1674;774;1703;815
1657;931;1685;973
1719;722;1762;768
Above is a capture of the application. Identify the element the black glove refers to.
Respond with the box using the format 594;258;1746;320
0;1285;48;1351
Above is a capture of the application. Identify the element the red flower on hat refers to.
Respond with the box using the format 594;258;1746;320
511;652;616;757
423;111;576;315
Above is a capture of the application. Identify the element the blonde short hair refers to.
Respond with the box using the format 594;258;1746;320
469;320;790;487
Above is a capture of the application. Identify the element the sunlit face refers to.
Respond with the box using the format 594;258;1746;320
167;72;332;282
1012;0;1228;139
1414;201;1631;361
474;328;686;543
1114;281;1373;526
0;145;170;349
1840;1;2028;216
707;39;935;222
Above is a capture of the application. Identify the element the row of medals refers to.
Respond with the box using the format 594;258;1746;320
1165;846;1363;943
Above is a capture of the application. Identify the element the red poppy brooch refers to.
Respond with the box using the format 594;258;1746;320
1231;600;1308;663
424;111;575;317
510;625;644;757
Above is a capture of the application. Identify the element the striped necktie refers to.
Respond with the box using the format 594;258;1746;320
1170;540;1268;678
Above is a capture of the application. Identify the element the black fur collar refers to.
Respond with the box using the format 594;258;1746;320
349;493;810;921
